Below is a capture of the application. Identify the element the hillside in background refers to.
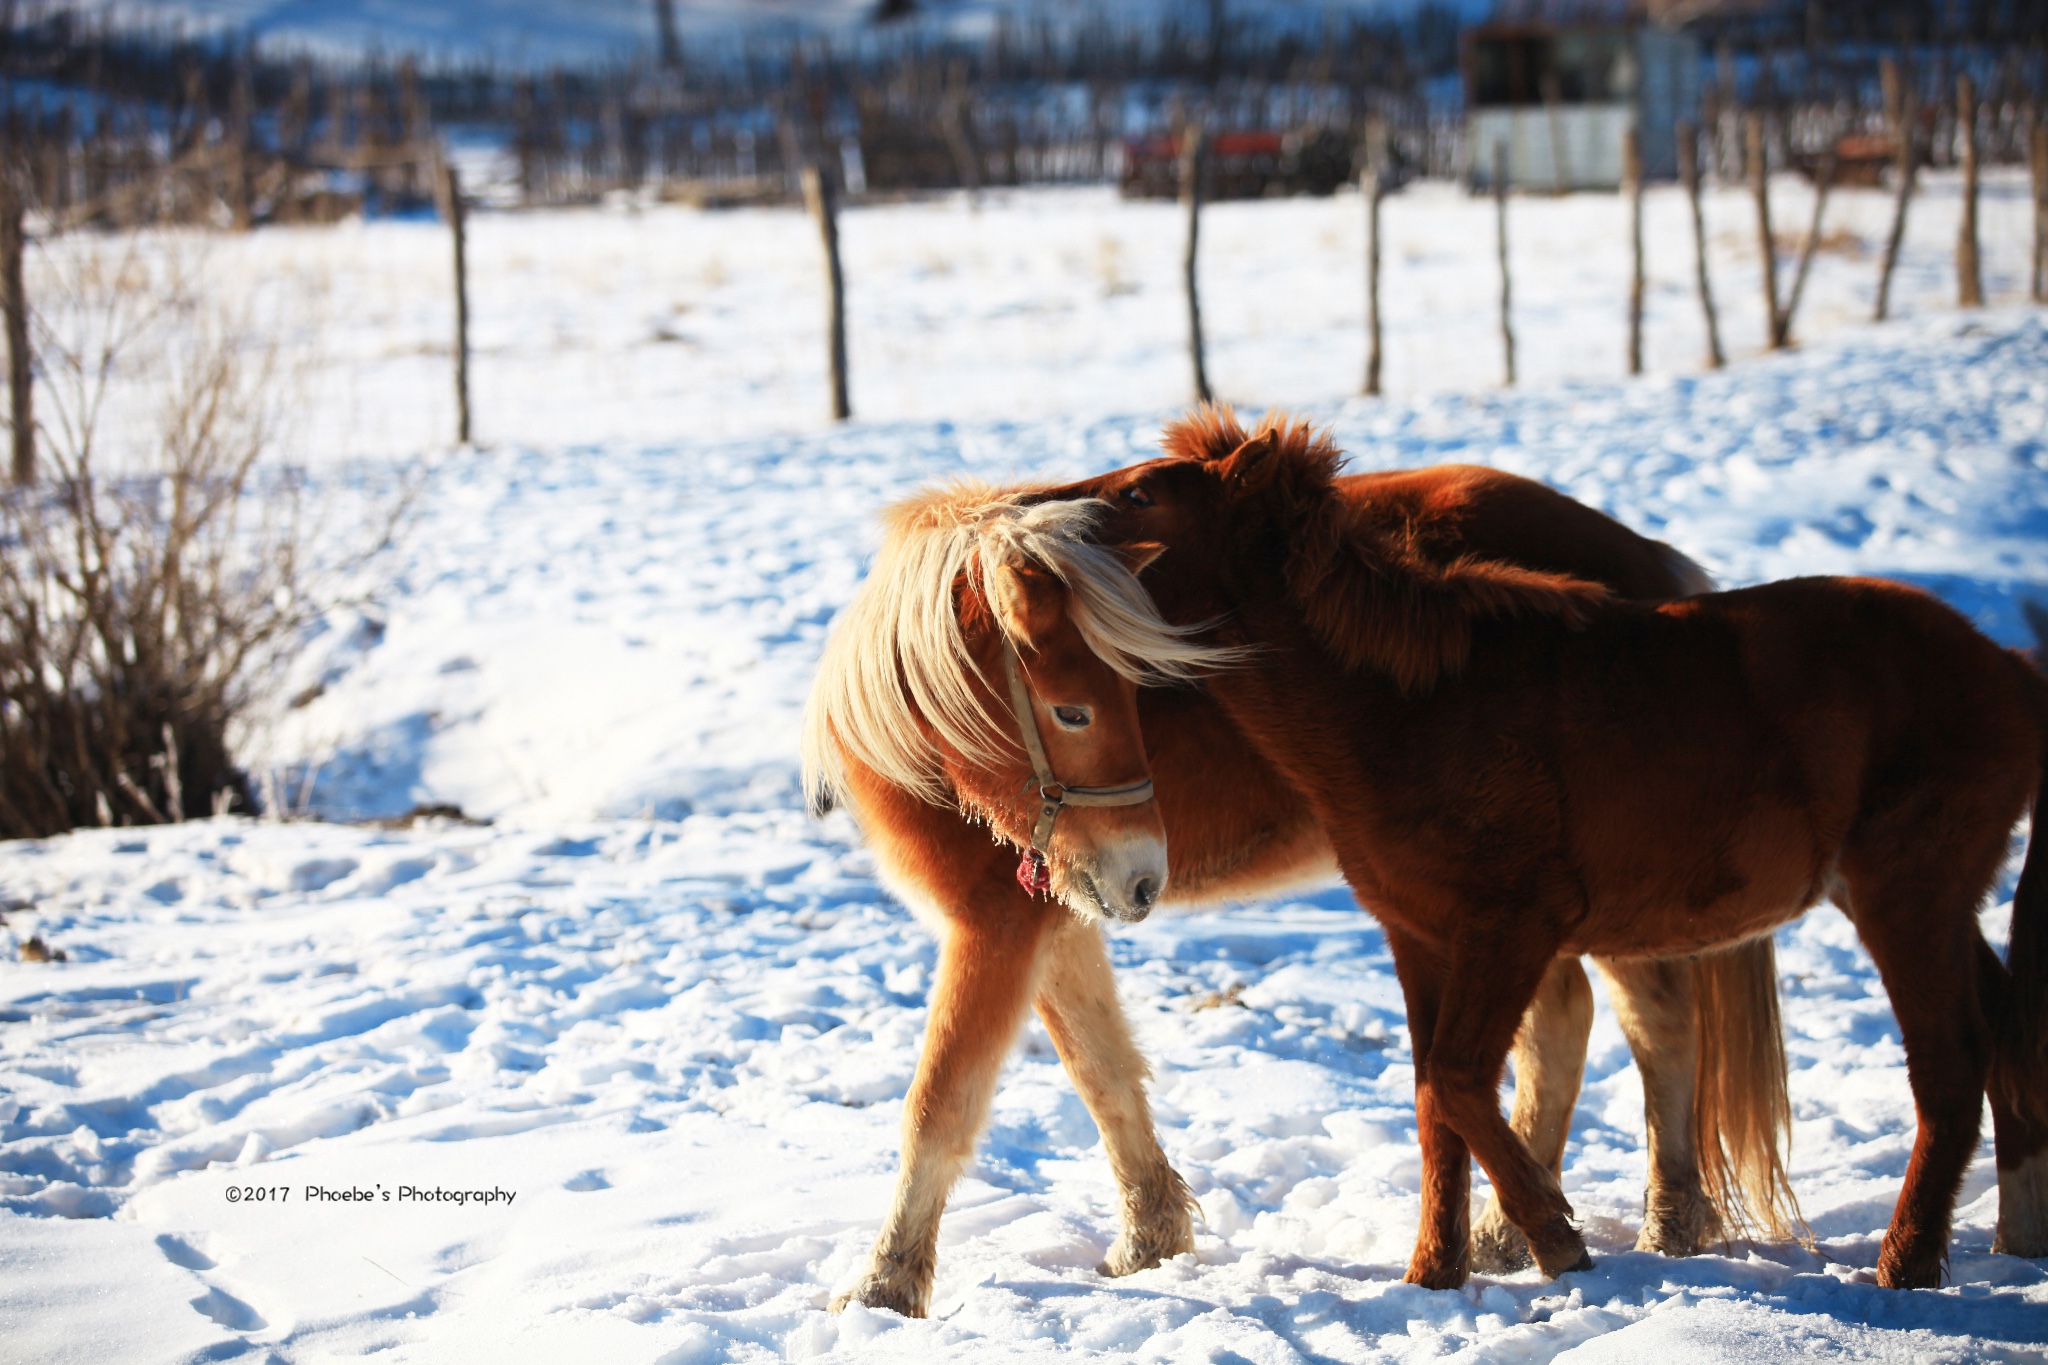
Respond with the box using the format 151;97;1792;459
87;0;1494;66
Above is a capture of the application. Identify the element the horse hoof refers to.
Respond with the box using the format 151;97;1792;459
1875;1255;1943;1290
1100;1235;1164;1277
1993;1224;2048;1258
1469;1211;1534;1274
1547;1247;1594;1276
1636;1185;1719;1258
1530;1222;1593;1279
830;1274;928;1318
1100;1166;1197;1277
1402;1248;1471;1291
1100;1212;1195;1277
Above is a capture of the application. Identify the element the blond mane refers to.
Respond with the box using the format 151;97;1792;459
802;482;1233;810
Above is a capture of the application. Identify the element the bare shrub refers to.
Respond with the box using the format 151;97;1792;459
0;234;371;836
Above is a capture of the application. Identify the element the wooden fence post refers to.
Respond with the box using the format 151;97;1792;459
1746;113;1784;350
1181;125;1211;405
800;163;850;422
2032;115;2047;305
941;77;982;206
1;178;31;486
1361;126;1385;397
437;160;473;446
654;0;682;70
1875;58;1920;323
1956;73;1983;308
1677;120;1725;369
1781;137;1837;347
1494;141;1515;387
1624;124;1644;376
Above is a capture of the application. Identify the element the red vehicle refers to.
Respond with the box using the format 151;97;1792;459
1118;126;1354;199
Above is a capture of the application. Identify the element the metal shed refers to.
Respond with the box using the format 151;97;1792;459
1465;23;1700;190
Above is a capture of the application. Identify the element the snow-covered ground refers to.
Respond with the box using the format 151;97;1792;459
160;171;2040;461
3;184;2047;1363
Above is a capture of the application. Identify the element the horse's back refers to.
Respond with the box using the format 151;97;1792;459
1337;466;1697;601
1425;577;2031;949
1708;576;2043;804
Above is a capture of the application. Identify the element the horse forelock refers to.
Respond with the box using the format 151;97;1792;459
802;483;1233;811
1160;403;1250;462
1159;406;1345;488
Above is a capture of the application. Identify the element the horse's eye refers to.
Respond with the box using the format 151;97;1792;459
1120;485;1154;508
1051;705;1092;730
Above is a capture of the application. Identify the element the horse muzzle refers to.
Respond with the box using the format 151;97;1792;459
1065;833;1168;924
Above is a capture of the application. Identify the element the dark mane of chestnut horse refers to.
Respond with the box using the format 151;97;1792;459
1139;409;1692;692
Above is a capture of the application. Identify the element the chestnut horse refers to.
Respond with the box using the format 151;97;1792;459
805;471;1794;1316
1043;411;2048;1290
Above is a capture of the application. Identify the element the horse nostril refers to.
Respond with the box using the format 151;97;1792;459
1132;877;1158;910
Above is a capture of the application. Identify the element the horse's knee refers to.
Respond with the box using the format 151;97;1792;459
1423;1068;1510;1136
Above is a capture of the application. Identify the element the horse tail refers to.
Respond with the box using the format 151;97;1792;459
1692;936;1806;1243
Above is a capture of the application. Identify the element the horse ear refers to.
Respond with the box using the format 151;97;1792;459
1112;541;1166;576
1218;431;1281;492
991;560;1064;647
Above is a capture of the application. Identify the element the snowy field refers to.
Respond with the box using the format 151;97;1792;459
3;181;2048;1362
155;169;2042;461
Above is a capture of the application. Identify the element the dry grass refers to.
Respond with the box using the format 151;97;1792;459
0;235;389;837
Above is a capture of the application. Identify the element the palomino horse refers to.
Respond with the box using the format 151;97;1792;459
1043;411;2048;1290
804;470;1795;1316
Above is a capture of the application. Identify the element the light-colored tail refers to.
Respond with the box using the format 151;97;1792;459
1665;543;1799;1245
1692;936;1806;1243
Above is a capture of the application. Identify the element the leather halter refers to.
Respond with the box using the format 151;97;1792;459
999;642;1155;895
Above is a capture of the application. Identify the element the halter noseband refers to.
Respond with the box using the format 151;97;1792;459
999;642;1155;896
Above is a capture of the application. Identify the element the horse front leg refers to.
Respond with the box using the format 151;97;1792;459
1470;956;1593;1273
1034;912;1195;1275
1385;927;1474;1289
1421;914;1590;1284
833;898;1055;1318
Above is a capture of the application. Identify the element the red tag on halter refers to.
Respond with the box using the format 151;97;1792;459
1016;849;1051;896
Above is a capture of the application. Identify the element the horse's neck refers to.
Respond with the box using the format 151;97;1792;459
1138;684;1329;896
1204;581;1402;786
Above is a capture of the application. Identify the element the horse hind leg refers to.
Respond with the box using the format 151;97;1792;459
1839;872;1995;1289
1598;953;1721;1257
1033;913;1195;1276
1981;935;2048;1258
1471;956;1593;1273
